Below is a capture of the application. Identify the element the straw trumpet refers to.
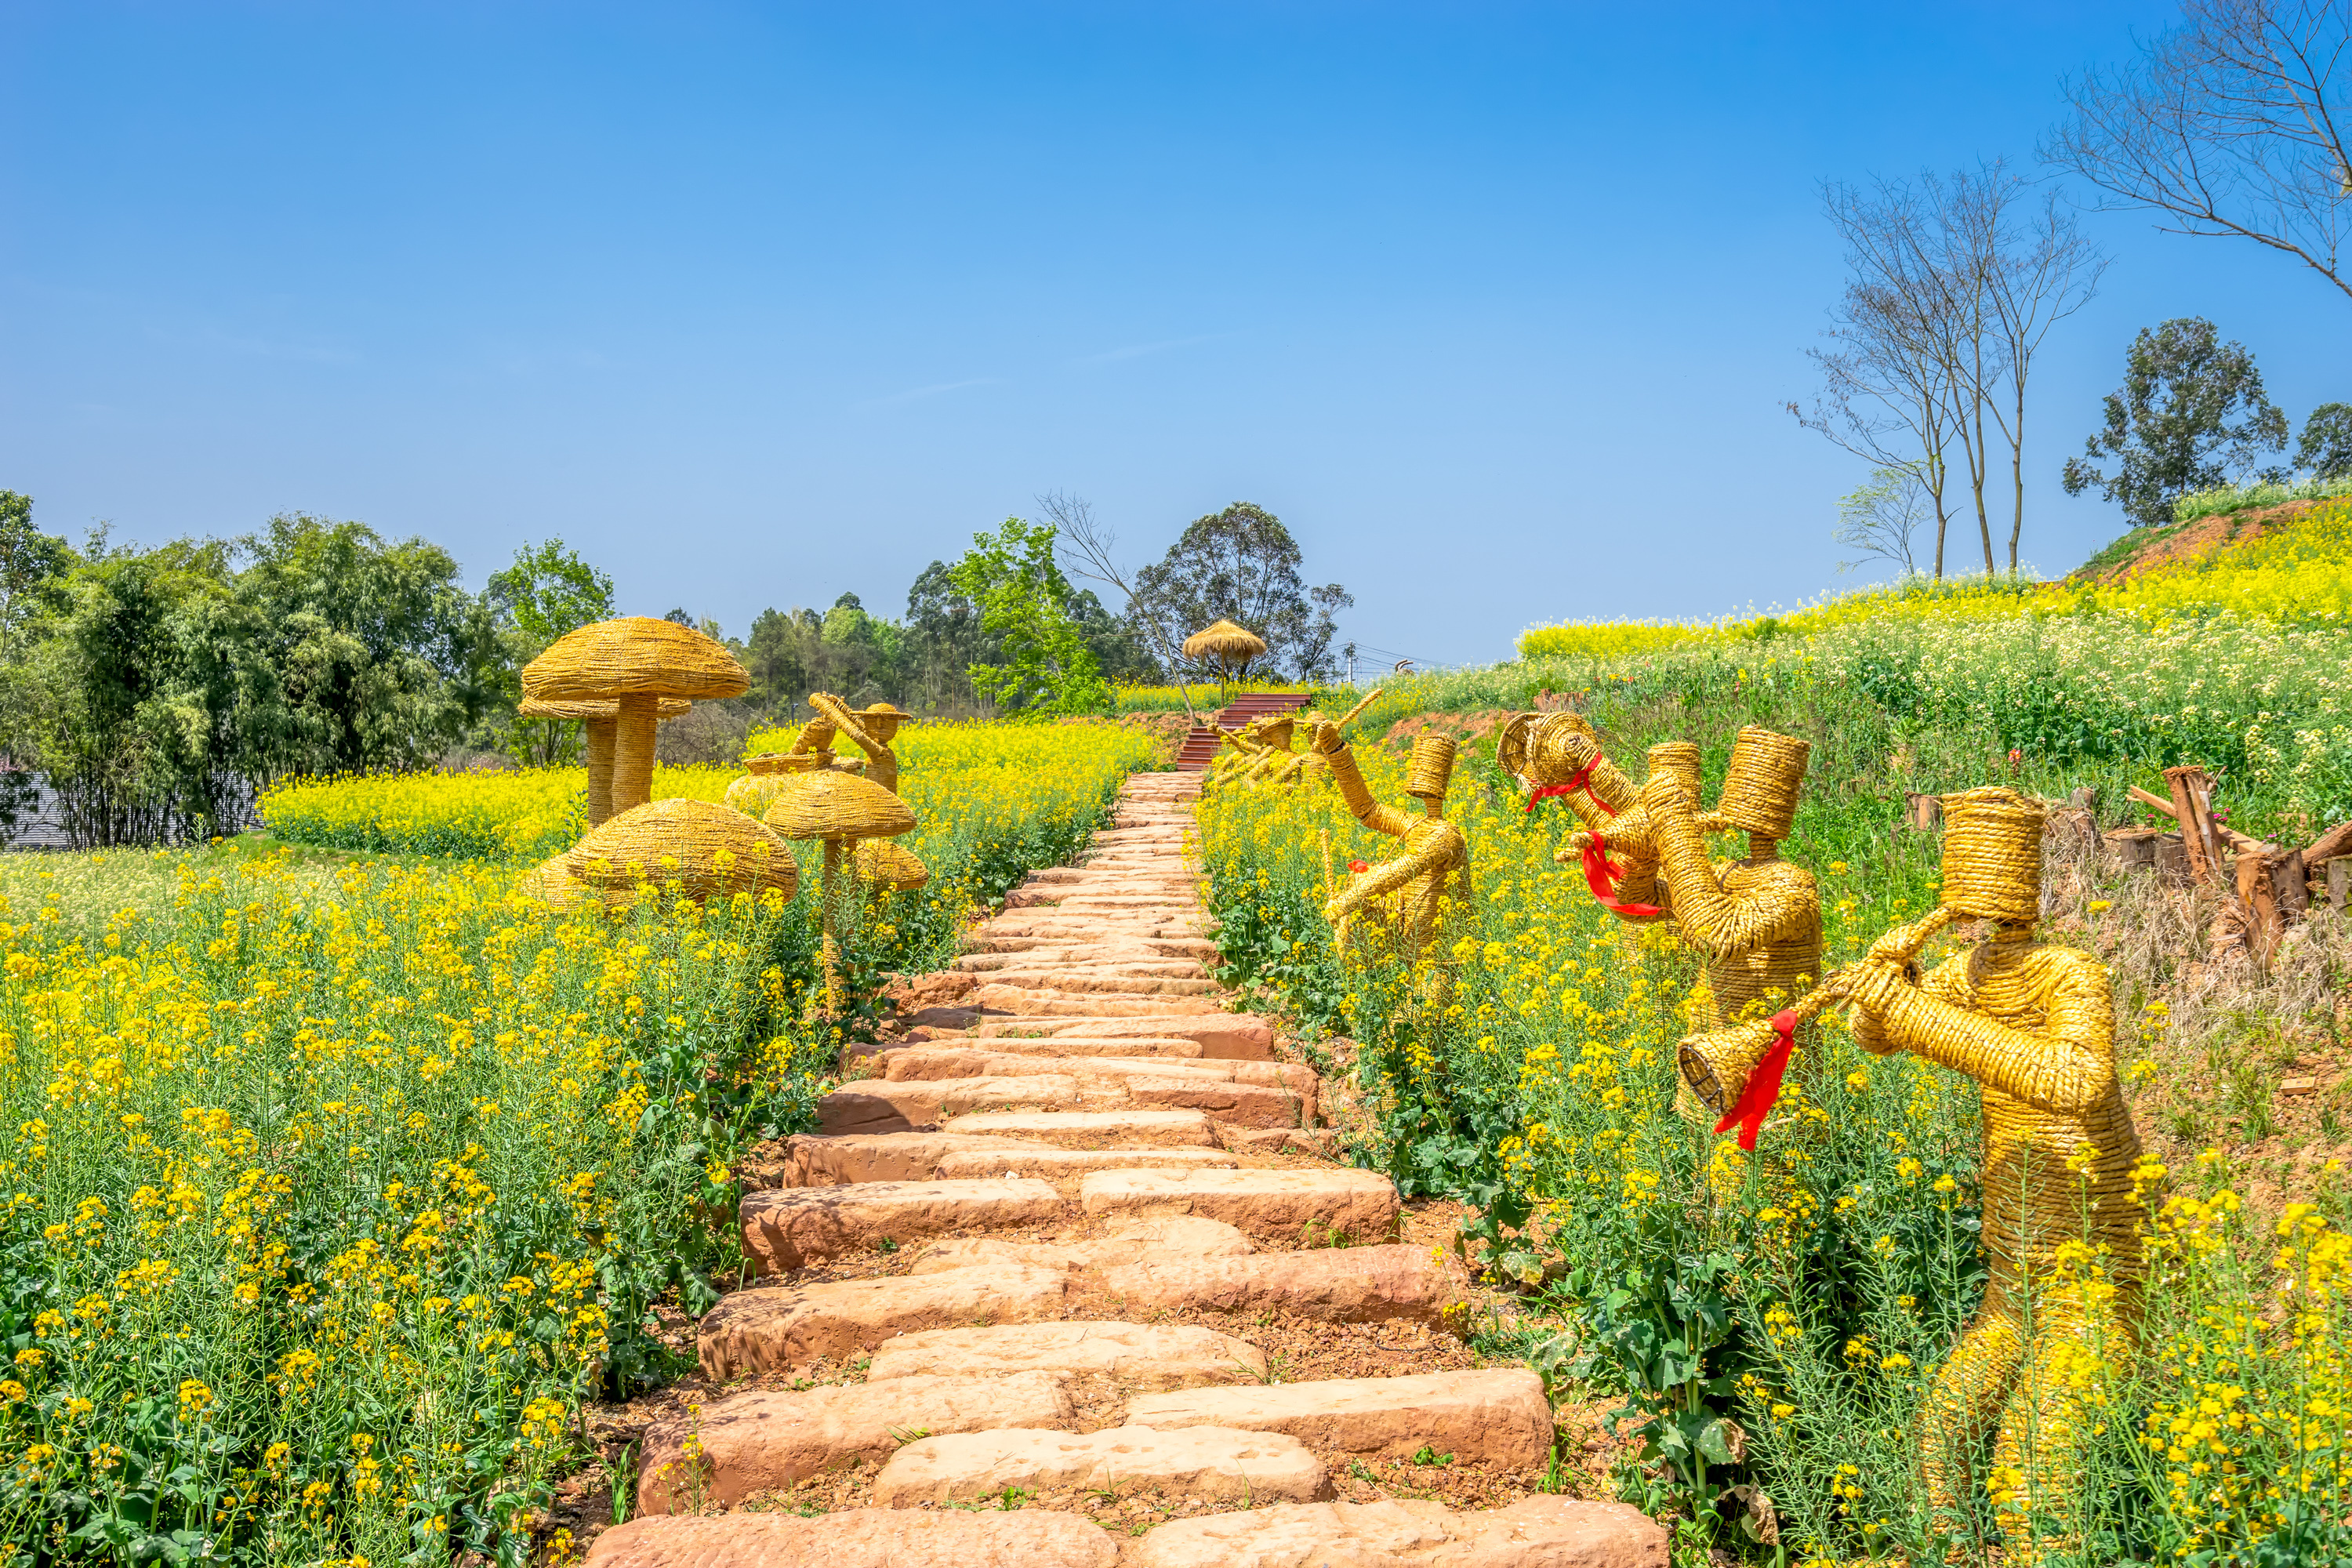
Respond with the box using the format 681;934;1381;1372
1679;906;1961;1117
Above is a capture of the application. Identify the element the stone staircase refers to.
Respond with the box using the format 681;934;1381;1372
1172;691;1316;772
583;772;1665;1567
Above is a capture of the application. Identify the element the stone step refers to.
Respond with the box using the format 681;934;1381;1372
1126;1076;1309;1128
967;985;1229;1018
1093;1245;1447;1324
698;1265;1067;1381
971;1014;1271;1058
768;1131;1055;1188
909;1215;1252;1276
902;1033;1210;1062
942;1109;1218;1148
818;1076;1081;1134
960;971;1225;996
581;1508;1120;1568
867;1320;1267;1391
635;1372;1073;1512
931;1145;1240;1189
1123;1498;1671;1568
954;956;1209;979
1080;1168;1395;1243
880;1049;1311;1097
870;1424;1327;1508
1121;1369;1552;1468
740;1178;1065;1273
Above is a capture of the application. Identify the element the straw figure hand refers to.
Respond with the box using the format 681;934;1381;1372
1846;786;2142;1548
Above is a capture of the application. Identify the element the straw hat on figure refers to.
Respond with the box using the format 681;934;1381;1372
1844;786;2140;1547
1312;723;1470;1022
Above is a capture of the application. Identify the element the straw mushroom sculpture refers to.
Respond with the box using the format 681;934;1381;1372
518;696;691;828
521;798;799;909
523;619;749;824
763;771;918;1014
1182;619;1268;681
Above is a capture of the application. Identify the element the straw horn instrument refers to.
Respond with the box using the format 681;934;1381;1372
1679;906;1962;1117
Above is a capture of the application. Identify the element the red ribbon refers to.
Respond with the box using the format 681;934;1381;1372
1523;760;1608;815
1715;1008;1798;1152
1580;829;1661;918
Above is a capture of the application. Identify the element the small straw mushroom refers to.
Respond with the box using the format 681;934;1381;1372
523;619;748;823
763;772;917;1014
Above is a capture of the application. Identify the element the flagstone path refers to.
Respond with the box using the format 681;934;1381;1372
584;771;1667;1567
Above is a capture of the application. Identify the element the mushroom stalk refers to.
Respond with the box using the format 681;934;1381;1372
612;694;659;816
821;839;843;1016
585;715;618;826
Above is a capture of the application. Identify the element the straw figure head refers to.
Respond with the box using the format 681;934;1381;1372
1406;735;1457;802
524;618;749;823
1182;619;1267;677
1645;742;1703;805
1940;786;2046;925
853;838;930;891
1255;715;1298;753
763;770;916;842
858;702;913;743
1714;726;1810;840
532;798;798;908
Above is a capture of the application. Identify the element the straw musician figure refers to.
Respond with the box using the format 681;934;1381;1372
1313;724;1470;1016
1843;786;2141;1542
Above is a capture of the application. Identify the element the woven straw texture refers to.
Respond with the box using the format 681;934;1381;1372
852;838;931;891
1645;742;1701;804
1714;726;1810;840
742;753;820;777
517;697;690;720
1406;734;1457;799
522;617;749;701
763;771;916;840
1851;916;2141;1538
537;799;800;906
1940;786;2046;924
1181;619;1267;664
1320;742;1471;1005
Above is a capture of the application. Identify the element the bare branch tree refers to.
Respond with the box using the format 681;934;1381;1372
2047;0;2352;305
1833;464;1933;576
1039;489;1200;725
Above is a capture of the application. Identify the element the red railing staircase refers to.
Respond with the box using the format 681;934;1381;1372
1174;691;1314;772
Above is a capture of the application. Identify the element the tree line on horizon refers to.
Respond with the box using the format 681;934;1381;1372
0;492;1347;847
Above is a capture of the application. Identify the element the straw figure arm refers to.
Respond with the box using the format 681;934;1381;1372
808;693;897;793
1534;728;1641;828
789;717;837;757
1323;825;1466;924
1639;773;1813;955
1846;947;2118;1116
1311;724;1413;839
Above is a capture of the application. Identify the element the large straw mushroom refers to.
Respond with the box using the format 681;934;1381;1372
763;771;917;1014
1182;618;1268;681
517;696;691;827
519;797;799;909
523;618;748;824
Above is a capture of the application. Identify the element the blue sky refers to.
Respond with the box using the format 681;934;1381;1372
2;2;2342;668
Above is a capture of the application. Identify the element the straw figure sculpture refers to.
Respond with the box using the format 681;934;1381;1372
1618;727;1824;1122
724;752;821;818
803;694;927;890
519;798;799;909
1502;713;1704;930
764;771;918;1014
518;697;689;828
1315;724;1470;1022
1182;618;1267;681
524;619;749;822
1836;787;2142;1544
1207;716;1276;787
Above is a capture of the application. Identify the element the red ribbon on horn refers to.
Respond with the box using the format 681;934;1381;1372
1715;1008;1798;1152
1580;829;1661;919
1524;759;1606;815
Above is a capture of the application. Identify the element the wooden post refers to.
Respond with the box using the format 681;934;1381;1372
2332;858;2349;911
2069;786;2096;814
2271;850;2309;920
2163;766;2228;884
1905;792;1943;832
2236;848;2283;966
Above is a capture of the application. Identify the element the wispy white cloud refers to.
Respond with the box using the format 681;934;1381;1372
853;376;1003;410
1069;332;1235;368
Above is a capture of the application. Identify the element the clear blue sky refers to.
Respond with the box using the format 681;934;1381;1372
3;2;2342;669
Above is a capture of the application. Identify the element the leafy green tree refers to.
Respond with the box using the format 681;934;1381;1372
486;539;615;764
0;491;74;654
2296;402;2352;480
234;514;489;779
2061;318;2289;528
949;519;1108;716
1128;503;1348;681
